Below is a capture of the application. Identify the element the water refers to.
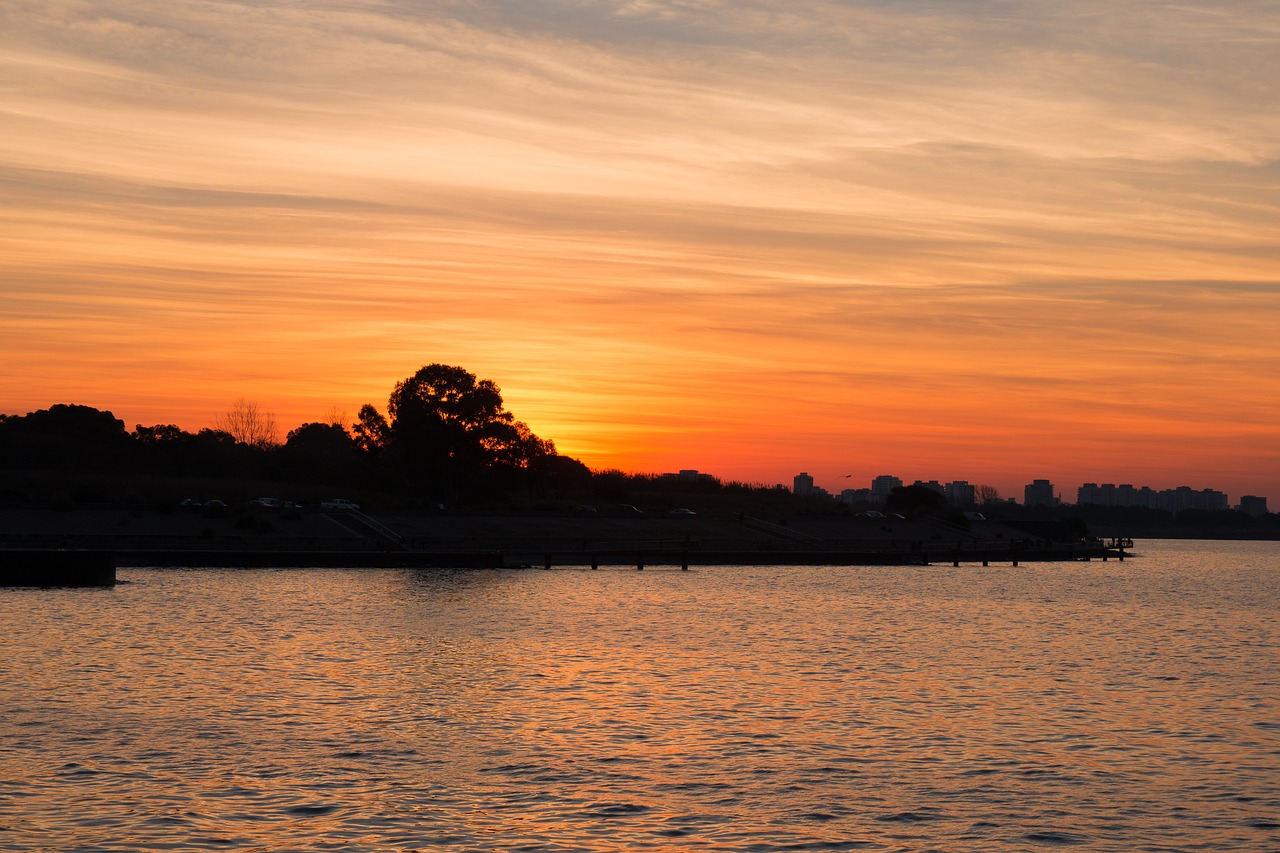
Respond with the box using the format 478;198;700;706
2;540;1277;852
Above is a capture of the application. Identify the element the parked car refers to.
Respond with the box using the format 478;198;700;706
202;499;228;517
179;499;202;508
615;504;643;514
321;498;360;510
669;508;696;515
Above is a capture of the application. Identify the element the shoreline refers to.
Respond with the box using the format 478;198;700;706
2;505;1134;585
3;541;1130;587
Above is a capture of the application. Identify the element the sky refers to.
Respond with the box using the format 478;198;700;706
2;0;1278;501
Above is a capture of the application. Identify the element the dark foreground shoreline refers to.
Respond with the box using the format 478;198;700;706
1;506;1132;585
3;542;1130;587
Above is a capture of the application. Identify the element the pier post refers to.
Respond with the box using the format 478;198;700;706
591;553;598;570
953;554;960;567
637;554;644;570
681;549;689;571
544;554;552;570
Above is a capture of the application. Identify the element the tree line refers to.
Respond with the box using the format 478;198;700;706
0;364;593;507
4;362;1274;537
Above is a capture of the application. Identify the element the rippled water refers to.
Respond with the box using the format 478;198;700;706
2;539;1277;852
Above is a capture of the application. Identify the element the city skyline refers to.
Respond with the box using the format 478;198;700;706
789;470;1266;509
3;1;1278;499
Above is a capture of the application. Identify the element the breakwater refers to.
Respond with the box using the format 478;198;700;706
0;507;1128;575
0;550;116;587
3;541;1125;579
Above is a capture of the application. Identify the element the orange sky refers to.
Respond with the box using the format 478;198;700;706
2;1;1278;501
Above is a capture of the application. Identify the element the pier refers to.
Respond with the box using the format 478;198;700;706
514;541;1127;570
0;506;1131;574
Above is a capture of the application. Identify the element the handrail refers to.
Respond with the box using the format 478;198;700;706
328;510;406;547
736;514;826;542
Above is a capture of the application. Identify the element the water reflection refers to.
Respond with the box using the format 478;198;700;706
1;544;1277;851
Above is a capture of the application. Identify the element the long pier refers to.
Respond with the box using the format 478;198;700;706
1;542;1128;582
508;542;1128;570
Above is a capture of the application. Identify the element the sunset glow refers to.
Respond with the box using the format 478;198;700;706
3;1;1277;498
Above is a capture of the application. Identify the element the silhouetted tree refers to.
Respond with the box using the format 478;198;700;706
535;453;593;500
886;484;948;518
132;423;195;475
279;422;363;485
975;484;1001;505
216;398;278;449
0;404;130;471
352;404;391;455
364;364;555;501
487;419;554;473
188;428;246;476
321;406;349;430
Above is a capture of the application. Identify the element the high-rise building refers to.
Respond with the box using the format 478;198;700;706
1079;482;1231;511
1237;495;1269;516
945;480;975;506
871;474;902;505
839;488;873;505
1024;479;1057;507
1161;486;1229;512
793;472;815;496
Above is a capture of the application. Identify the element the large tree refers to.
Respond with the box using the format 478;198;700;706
0;404;130;471
364;364;554;500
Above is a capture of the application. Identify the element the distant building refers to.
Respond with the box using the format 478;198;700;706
793;472;815;496
1024;479;1057;507
1077;482;1230;512
912;480;945;495
1237;495;1269;516
1163;486;1229;512
662;469;718;484
1079;482;1157;507
945;480;975;506
870;474;902;505
839;488;872;505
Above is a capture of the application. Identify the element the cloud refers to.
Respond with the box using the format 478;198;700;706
2;0;1278;495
